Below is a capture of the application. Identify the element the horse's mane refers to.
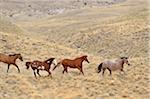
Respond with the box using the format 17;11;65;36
74;55;87;60
9;53;21;56
44;58;55;63
9;54;17;56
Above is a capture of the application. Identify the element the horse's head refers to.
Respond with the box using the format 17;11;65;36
17;54;23;61
82;55;90;63
25;62;31;69
121;57;130;66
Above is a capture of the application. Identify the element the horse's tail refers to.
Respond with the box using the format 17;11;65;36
26;62;31;69
26;62;30;69
53;61;62;71
97;63;103;73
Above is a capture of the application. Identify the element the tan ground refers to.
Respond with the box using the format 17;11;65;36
0;0;149;99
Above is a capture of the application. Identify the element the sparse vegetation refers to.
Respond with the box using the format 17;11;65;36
0;0;149;99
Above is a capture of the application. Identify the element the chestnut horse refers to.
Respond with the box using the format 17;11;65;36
25;58;57;78
0;53;23;73
53;55;90;75
97;57;130;75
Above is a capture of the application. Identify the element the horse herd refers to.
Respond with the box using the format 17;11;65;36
0;53;130;78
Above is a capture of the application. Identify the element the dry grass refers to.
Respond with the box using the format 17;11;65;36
0;0;149;99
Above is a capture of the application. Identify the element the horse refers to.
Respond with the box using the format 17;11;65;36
25;58;57;78
97;57;130;75
53;55;90;75
0;53;23;73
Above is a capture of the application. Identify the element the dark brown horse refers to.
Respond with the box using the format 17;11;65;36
0;53;23;73
53;55;90;75
25;58;56;78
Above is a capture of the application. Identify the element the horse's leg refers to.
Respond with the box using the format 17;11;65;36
47;71;52;78
120;68;126;74
107;68;112;75
7;64;10;73
80;67;84;75
37;69;41;77
33;70;37;78
65;67;68;73
63;69;65;74
14;64;20;73
62;65;67;74
63;68;68;74
77;66;84;75
102;68;106;76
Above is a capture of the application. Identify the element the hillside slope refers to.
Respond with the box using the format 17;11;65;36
17;0;149;58
0;0;149;99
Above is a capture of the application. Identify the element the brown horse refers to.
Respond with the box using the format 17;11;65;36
0;53;23;73
53;55;90;75
25;58;56;78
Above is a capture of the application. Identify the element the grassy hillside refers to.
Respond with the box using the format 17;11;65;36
0;0;149;99
0;16;23;34
17;0;149;58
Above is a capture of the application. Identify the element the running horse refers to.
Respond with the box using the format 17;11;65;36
97;57;130;75
25;58;57;78
53;55;90;75
0;53;23;73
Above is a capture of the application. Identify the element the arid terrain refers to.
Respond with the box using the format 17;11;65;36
0;0;149;99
